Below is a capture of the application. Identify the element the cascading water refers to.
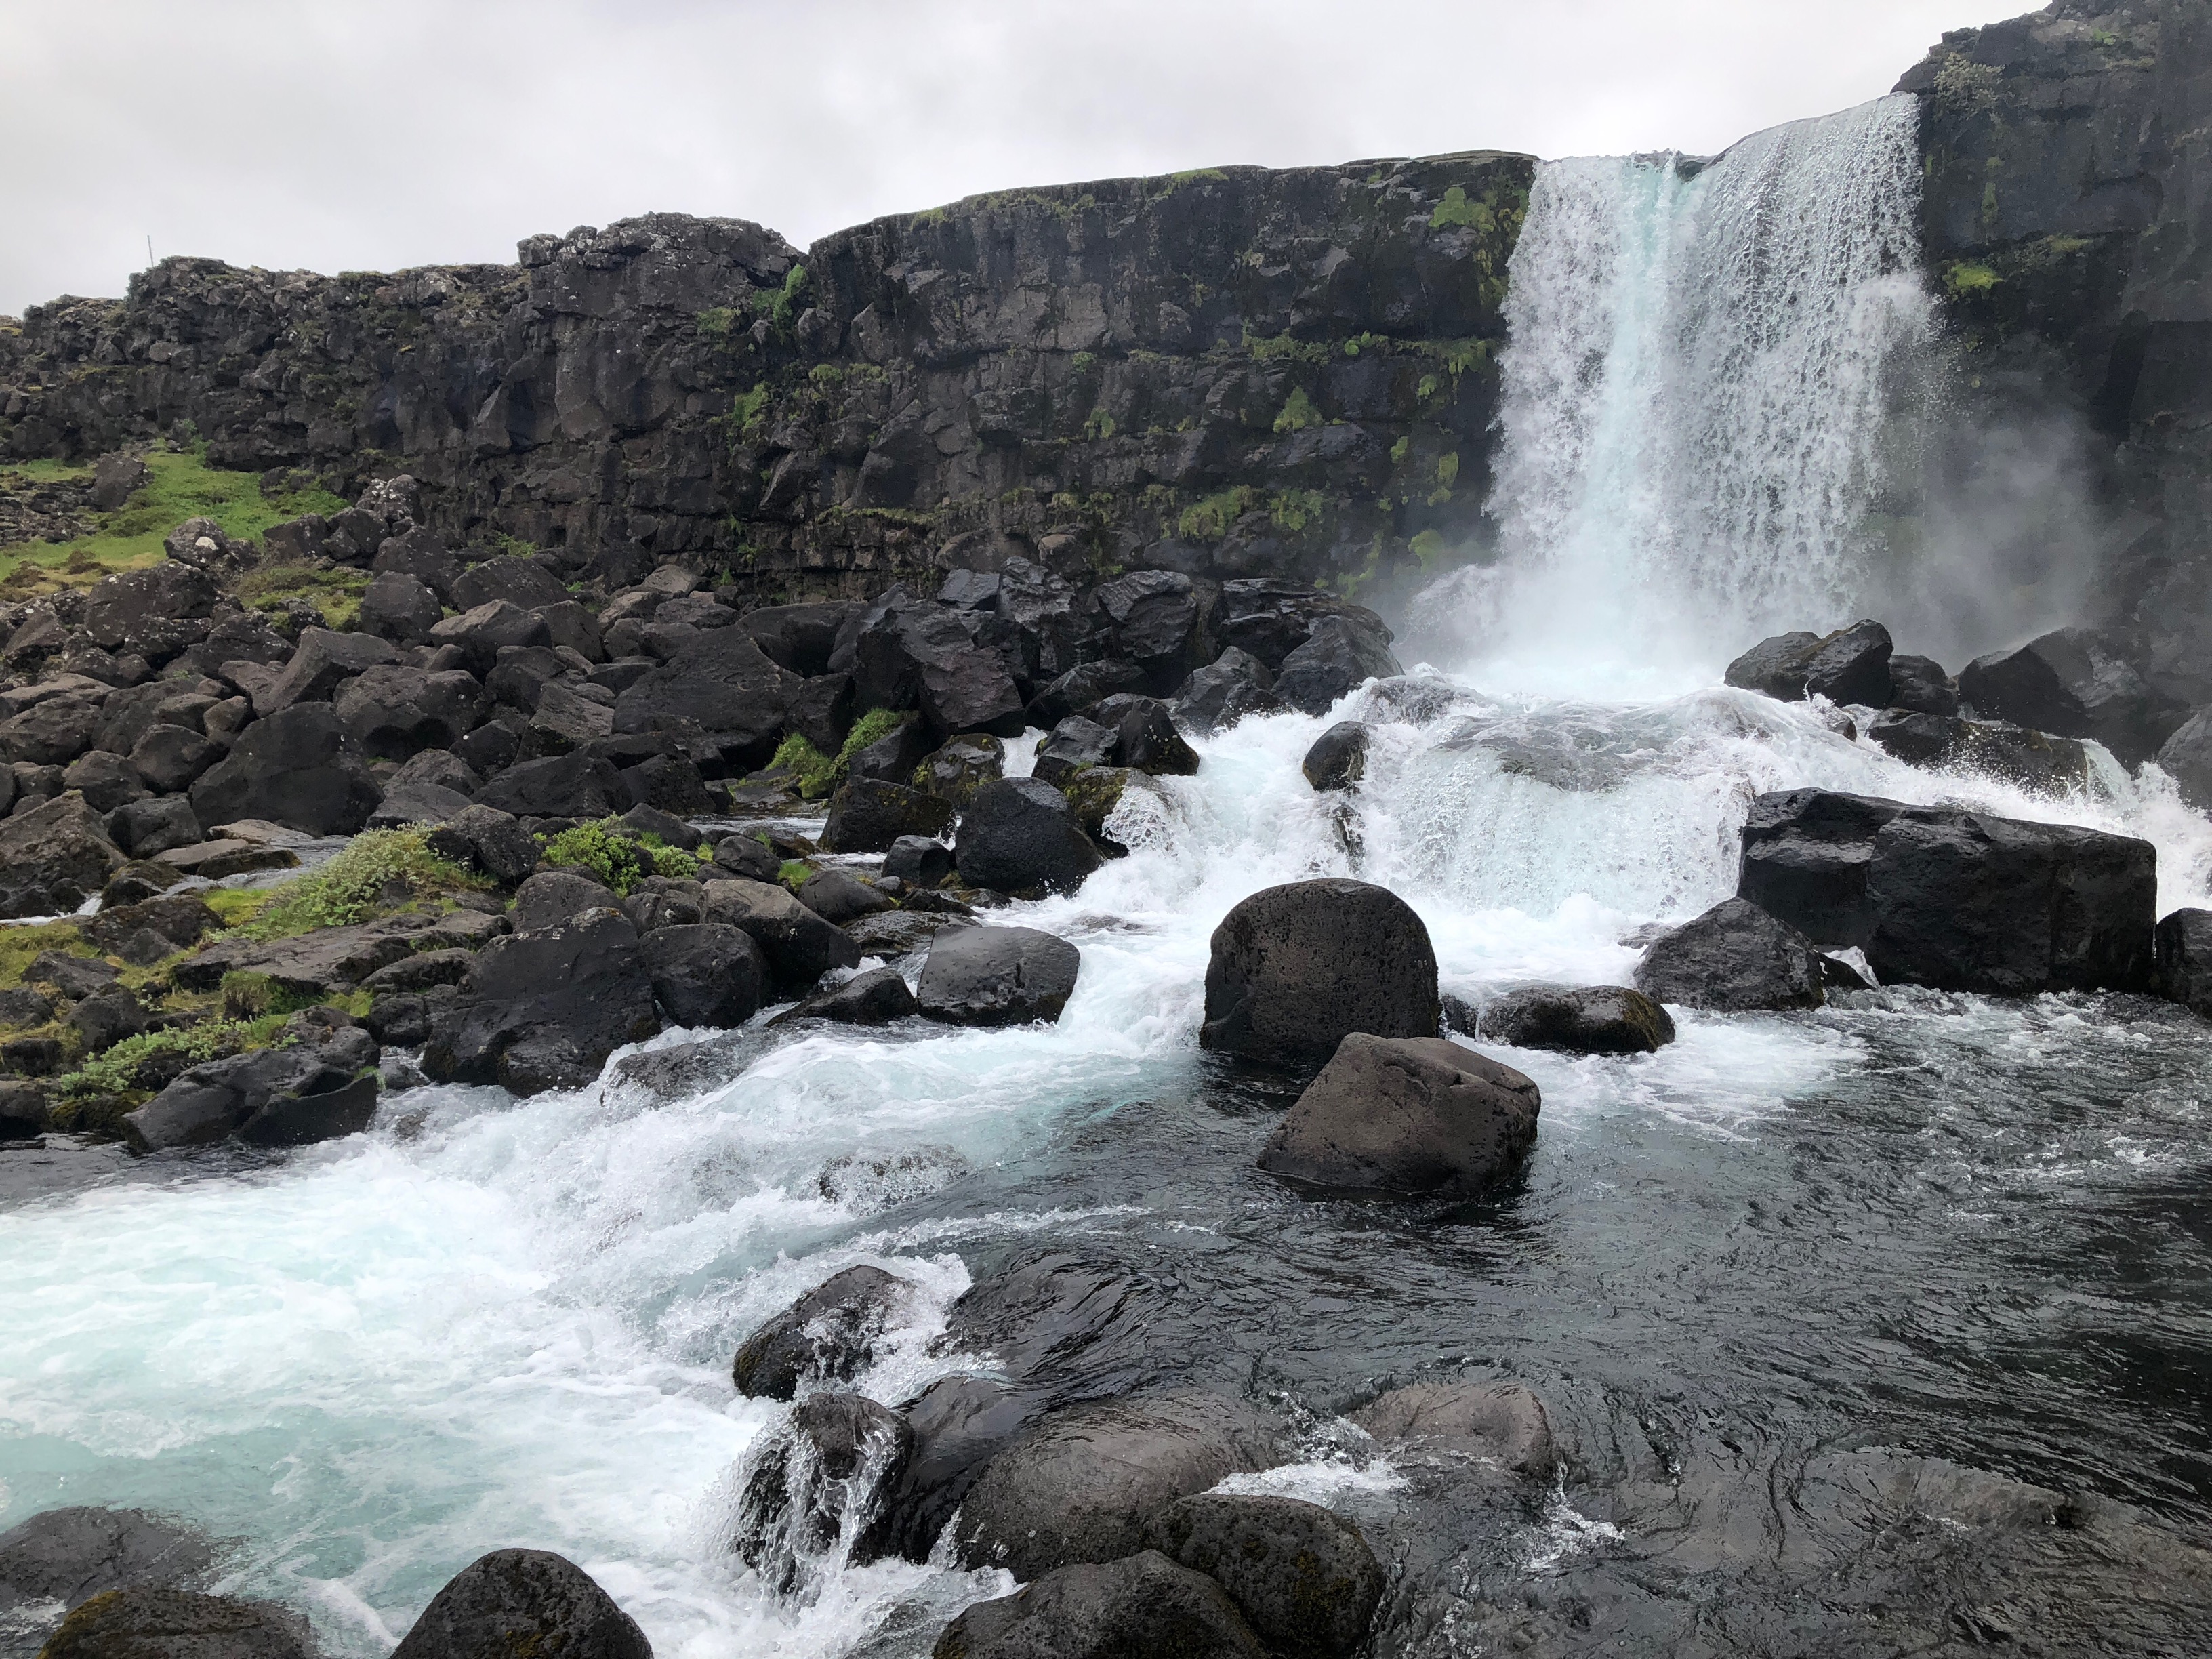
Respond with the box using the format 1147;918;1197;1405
7;100;2212;1659
1428;96;1936;693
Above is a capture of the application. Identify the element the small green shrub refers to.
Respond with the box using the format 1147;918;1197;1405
771;733;839;799
537;819;703;895
1179;487;1258;543
1944;261;2001;298
779;861;813;890
834;708;907;777
50;1012;291;1105
1273;388;1322;434
245;830;487;941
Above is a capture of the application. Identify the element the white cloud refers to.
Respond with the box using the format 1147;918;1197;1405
0;0;2035;315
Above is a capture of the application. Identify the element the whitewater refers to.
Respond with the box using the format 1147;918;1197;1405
7;96;2212;1658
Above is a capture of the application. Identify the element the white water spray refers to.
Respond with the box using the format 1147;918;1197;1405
1427;96;1935;693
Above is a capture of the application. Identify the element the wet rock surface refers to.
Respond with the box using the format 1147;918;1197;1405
1201;879;1441;1065
390;1549;651;1659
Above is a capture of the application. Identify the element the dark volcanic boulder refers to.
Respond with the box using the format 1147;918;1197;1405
733;1263;914;1399
127;725;223;795
1026;659;1152;728
1723;630;1821;699
1200;879;1440;1065
734;1392;914;1593
0;697;100;766
425;804;537;885
1098;570;1216;692
917;925;1080;1026
2155;709;2212;810
1887;653;1959;716
933;1551;1265;1659
190;703;383;836
1257;1033;1540;1197
391;1549;650;1659
62;751;148;814
882;835;955;888
511;869;617;932
2156;909;2212;1019
254;626;401;716
1725;621;1892;705
914;733;1006;804
423;912;661;1094
846;714;935;785
741;601;857;677
795;867;895;924
1146;1494;1384;1659
428;599;552;674
1032;716;1118;786
123;1043;376;1153
1473;985;1675;1054
708;832;781;883
1736;787;1907;948
357;569;444;644
1302;720;1369;791
475;753;629;819
0;794;126;918
821;779;954;853
335;666;487;759
776;965;919;1024
614;625;798;772
1092;694;1200;776
451;556;569;613
1960;627;2188;766
641;922;767;1027
0;1504;215;1612
955;777;1103;895
699;878;862;989
39;1588;314;1659
84;564;219;661
1175;647;1285;735
1271;613;1402;715
956;1392;1282;1580
1866;811;2156;994
1866;710;2092;792
1635;898;1826;1010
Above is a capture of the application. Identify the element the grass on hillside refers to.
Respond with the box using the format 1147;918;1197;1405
0;448;347;598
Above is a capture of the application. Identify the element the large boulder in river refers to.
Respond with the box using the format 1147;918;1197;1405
934;1551;1265;1659
1635;897;1826;1010
1737;787;1905;949
954;1391;1284;1580
1866;810;2156;993
1473;985;1674;1054
1200;880;1440;1066
190;703;383;836
733;1263;914;1399
1145;1494;1384;1659
821;779;953;853
918;925;1080;1026
391;1549;651;1659
1352;1379;1559;1476
640;923;766;1027
0;794;126;918
2156;909;2212;1019
734;1392;914;1593
1257;1033;1540;1197
956;777;1103;895
123;1040;379;1153
1959;626;2188;766
1725;621;1892;705
1302;720;1369;791
0;1504;214;1612
423;911;661;1094
1271;613;1402;715
39;1588;315;1659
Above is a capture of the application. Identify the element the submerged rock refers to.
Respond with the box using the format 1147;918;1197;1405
733;1265;914;1400
954;1391;1284;1580
933;1551;1265;1659
1352;1379;1559;1476
1145;1494;1385;1659
1258;1033;1540;1198
1471;985;1675;1054
1200;879;1440;1066
391;1549;651;1659
774;966;918;1025
733;1392;914;1593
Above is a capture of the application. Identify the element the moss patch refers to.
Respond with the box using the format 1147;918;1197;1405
0;449;345;596
233;562;371;629
537;819;705;895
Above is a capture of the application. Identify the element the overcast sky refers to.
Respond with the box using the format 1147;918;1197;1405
1;0;2033;316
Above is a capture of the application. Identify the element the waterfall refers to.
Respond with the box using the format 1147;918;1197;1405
1428;95;1936;693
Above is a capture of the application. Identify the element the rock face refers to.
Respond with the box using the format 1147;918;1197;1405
954;1391;1282;1580
917;926;1081;1026
1738;788;2159;994
933;1552;1266;1659
1473;985;1675;1054
1200;879;1441;1065
1635;898;1827;1011
1;154;1528;611
954;777;1103;895
733;1264;912;1399
390;1549;651;1659
1257;1033;1540;1197
1145;1494;1385;1659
